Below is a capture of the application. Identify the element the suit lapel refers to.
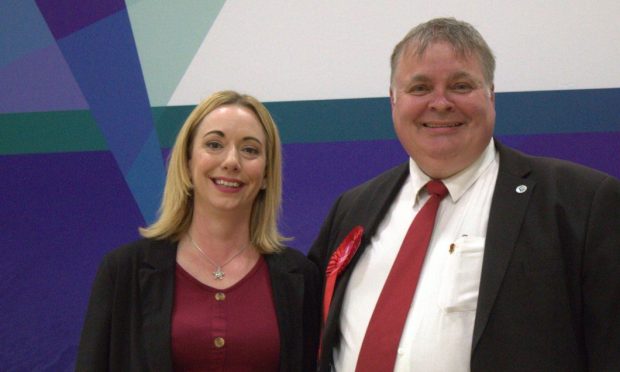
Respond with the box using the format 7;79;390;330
472;142;535;350
319;143;539;366
139;239;177;371
322;163;409;364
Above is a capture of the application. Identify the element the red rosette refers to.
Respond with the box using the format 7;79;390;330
322;225;364;324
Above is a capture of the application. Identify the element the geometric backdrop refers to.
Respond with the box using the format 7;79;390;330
1;1;619;369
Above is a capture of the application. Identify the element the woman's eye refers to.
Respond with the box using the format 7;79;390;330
242;146;260;156
205;141;223;150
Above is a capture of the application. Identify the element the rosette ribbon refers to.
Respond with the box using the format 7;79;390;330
322;225;364;324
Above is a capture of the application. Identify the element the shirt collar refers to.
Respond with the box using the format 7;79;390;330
409;140;497;205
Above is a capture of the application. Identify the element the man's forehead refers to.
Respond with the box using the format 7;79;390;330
397;43;484;76
406;70;479;82
401;40;474;62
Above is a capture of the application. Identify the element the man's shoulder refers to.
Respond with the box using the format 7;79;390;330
497;142;618;187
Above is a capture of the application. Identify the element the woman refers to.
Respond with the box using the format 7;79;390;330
76;91;321;371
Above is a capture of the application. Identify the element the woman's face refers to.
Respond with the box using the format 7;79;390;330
188;104;267;217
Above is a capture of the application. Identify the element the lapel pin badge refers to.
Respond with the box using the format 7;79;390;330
515;185;527;194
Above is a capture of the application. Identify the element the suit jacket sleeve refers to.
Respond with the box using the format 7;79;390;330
471;144;620;371
582;175;620;369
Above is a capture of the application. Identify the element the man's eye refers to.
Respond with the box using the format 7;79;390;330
452;83;473;92
408;85;430;95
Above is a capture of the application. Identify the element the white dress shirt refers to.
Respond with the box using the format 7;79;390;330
334;141;499;372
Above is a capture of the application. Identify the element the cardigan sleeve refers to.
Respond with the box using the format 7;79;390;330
301;256;322;372
75;254;115;372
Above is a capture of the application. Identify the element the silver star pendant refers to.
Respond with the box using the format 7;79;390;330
213;267;225;280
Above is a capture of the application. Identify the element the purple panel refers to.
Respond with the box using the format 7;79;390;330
498;132;620;179
281;140;407;253
0;43;87;113
35;0;125;39
0;151;144;370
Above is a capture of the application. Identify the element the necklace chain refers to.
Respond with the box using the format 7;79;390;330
187;233;250;280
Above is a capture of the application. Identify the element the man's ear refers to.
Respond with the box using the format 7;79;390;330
389;88;396;107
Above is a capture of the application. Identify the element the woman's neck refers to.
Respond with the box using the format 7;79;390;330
187;208;252;258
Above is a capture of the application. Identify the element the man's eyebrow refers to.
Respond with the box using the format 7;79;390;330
410;71;476;80
450;71;477;81
407;74;431;84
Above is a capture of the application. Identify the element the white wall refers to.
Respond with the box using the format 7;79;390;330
169;0;620;104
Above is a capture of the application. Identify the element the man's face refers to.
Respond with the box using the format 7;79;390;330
390;41;496;179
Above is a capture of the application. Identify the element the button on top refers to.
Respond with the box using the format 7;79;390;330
214;337;225;348
215;292;226;301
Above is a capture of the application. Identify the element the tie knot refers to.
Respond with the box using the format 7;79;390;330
426;180;448;199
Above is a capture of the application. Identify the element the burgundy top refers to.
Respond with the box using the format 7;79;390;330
171;256;280;372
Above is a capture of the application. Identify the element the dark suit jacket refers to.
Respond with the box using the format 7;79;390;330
76;238;321;371
309;140;620;372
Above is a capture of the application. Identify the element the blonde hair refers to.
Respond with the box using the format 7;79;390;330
140;90;286;253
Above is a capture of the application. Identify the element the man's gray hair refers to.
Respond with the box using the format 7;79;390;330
390;17;496;87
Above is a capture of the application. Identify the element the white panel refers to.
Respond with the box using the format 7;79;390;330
169;0;620;104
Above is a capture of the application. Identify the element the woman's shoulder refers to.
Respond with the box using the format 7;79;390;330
265;247;320;276
268;246;308;262
100;238;177;270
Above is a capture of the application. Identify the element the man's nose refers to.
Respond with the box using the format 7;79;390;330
428;90;455;112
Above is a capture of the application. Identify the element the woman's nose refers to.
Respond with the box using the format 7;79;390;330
222;147;241;171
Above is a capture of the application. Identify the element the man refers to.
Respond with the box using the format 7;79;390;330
309;17;620;371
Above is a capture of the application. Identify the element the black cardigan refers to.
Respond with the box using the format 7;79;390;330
76;238;321;371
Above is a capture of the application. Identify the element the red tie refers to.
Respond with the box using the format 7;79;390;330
355;180;448;372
